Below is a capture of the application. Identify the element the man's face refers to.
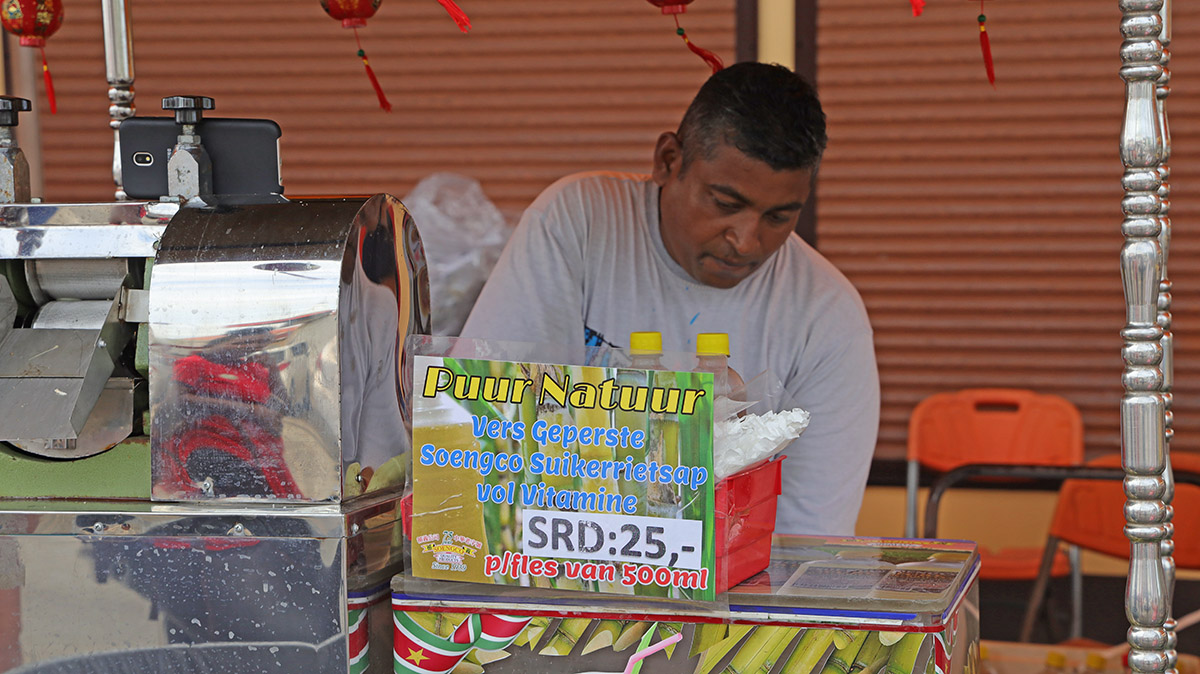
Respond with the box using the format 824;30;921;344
653;133;814;289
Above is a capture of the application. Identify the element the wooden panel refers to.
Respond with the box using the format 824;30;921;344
817;0;1198;462
31;0;735;212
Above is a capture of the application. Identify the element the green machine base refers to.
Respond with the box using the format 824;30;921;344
0;437;151;500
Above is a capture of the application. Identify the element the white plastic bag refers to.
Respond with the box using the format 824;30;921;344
713;370;810;479
404;173;514;335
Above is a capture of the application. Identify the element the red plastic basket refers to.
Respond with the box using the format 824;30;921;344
713;456;784;593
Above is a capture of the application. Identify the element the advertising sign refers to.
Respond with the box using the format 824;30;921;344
410;356;716;600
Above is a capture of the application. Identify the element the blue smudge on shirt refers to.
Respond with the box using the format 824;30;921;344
689;313;700;325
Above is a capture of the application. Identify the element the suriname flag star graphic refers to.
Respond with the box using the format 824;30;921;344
393;610;532;674
406;648;429;666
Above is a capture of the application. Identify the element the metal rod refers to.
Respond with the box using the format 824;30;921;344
1118;2;1170;673
100;0;135;200
905;459;920;537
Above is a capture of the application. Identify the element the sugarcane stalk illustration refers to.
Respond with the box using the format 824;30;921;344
658;621;684;658
781;627;838;674
720;625;796;674
613;367;651;516
404;611;470;638
614;621;654;652
694;624;754;674
822;631;869;674
582;619;625;654
691;623;731;658
512;616;551;649
849;633;894;674
573;365;623;592
539;617;592;656
885;633;928;674
464;648;510;666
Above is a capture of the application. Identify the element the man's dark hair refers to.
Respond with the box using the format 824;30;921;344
677;62;827;172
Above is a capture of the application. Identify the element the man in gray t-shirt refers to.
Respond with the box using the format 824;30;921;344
461;63;879;536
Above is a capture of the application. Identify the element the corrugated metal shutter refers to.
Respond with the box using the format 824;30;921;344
817;0;1199;460
31;0;735;213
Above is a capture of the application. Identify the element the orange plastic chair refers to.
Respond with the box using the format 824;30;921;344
1019;452;1200;641
906;389;1085;581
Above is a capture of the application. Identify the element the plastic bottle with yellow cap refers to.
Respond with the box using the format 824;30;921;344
629;331;664;370
695;332;745;398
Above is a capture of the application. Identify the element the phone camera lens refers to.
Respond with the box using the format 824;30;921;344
132;152;154;167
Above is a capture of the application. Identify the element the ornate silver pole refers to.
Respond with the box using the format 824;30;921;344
101;0;135;200
1119;3;1171;674
1154;2;1177;670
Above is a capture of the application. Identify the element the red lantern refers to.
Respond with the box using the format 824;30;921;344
321;0;380;28
1;0;62;113
646;0;693;14
644;0;723;74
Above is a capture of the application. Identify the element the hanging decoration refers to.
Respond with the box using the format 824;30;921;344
1;0;63;114
646;0;724;74
435;0;470;32
321;0;393;111
319;1;470;112
908;0;995;86
977;1;995;86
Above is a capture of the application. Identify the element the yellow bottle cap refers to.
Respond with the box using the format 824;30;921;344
1086;654;1107;671
1046;652;1067;669
629;331;662;354
696;332;730;356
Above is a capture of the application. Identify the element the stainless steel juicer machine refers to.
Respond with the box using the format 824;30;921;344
0;4;429;670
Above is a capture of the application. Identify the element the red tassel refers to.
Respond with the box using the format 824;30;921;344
354;28;392;112
909;0;925;16
674;17;723;74
435;0;471;32
360;54;393;111
39;47;56;114
978;15;995;86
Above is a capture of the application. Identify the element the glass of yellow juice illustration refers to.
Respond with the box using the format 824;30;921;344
412;390;490;583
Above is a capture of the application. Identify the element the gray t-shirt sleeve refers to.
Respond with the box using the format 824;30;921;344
460;179;587;353
776;306;880;537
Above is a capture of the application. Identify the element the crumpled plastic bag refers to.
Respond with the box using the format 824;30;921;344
713;370;810;479
404;173;514;335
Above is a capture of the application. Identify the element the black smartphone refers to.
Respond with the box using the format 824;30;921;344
119;117;284;199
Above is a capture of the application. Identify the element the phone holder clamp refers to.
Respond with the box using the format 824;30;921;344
0;96;32;203
162;95;215;201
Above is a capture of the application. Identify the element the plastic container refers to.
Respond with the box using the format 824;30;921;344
713;455;785;593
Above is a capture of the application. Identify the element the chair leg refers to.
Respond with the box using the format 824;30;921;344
905;460;920;538
1068;544;1083;640
1020;534;1062;642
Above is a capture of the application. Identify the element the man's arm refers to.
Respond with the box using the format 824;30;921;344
775;321;880;537
460;178;588;354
